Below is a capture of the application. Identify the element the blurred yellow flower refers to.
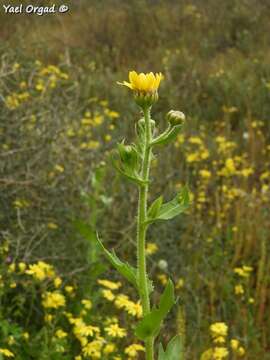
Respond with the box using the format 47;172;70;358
54;277;62;288
210;322;228;339
234;284;244;295
146;242;158;255
0;348;14;358
42;291;66;309
98;279;121;290
124;343;145;357
26;261;55;281
103;343;116;354
82;340;103;357
55;329;68;339
105;323;127;338
81;299;92;310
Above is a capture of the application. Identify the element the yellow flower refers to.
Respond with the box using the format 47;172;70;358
105;323;127;338
26;261;55;281
55;164;65;173
175;277;185;290
55;329;68;339
54;277;62;288
230;339;245;356
47;222;58;229
146;242;158;255
234;284;244;295
157;274;168;285
42;291;66;309
114;294;142;318
18;262;26;272
103;343;116;354
0;348;14;358
234;265;253;278
81;299;92;310
72;318;100;338
199;169;211;179
65;285;75;294
98;279;121;290
82;340;103;358
102;289;115;301
23;332;29;341
118;71;163;93
237;347;245;356
212;347;229;359
125;344;145;357
8;263;16;273
210;322;228;339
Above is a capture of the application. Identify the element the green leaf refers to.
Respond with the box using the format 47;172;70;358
158;335;184;360
135;279;175;340
158;343;165;359
147;196;163;219
146;186;189;224
117;142;139;171
157;186;189;220
111;151;147;186
150;125;182;146
95;233;138;288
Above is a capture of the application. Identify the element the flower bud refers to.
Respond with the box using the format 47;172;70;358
134;91;158;108
158;259;168;271
166;110;185;127
118;143;138;170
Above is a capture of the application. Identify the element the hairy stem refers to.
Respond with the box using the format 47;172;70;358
137;106;154;360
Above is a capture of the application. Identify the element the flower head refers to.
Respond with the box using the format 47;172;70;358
118;71;163;93
118;71;163;107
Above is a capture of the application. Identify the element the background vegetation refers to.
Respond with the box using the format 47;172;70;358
0;0;270;358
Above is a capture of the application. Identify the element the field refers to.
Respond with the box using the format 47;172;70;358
0;0;270;359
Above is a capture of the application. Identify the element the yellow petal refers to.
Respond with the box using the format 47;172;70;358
147;72;156;91
129;71;139;88
117;81;134;89
138;73;148;91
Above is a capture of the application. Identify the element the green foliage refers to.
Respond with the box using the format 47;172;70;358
151;125;183;147
158;335;184;360
135;280;175;340
146;187;189;224
95;233;138;289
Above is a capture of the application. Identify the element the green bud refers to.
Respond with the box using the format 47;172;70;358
117;143;138;170
134;91;158;108
166;110;185;126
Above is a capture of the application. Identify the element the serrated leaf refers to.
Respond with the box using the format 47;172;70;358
147;196;163;219
135;279;175;340
95;233;138;288
151;125;182;146
146;186;189;224
157;189;188;220
117;142;139;171
158;335;184;360
111;151;147;186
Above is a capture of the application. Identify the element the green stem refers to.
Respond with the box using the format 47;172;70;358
137;106;154;360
